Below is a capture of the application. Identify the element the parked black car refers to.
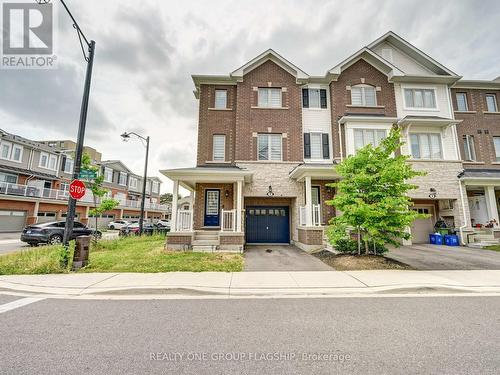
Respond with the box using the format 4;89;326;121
21;221;102;246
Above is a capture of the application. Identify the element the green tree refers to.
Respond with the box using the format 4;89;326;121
326;127;429;255
80;153;119;242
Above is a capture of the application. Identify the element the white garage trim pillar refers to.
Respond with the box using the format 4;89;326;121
485;186;500;226
236;179;243;232
33;201;39;224
305;176;313;227
171;180;179;232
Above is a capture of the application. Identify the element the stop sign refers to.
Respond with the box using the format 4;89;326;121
69;179;86;200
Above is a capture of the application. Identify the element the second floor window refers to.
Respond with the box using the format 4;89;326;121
212;134;226;161
0;172;17;184
354;129;387;151
304;133;330;159
456;93;468;111
258;134;282;161
0;142;23;162
214;90;227;109
351;85;376;106
493;137;500;162
152;181;160;194
119;172;127;186
410;133;442;159
63;157;74;174
463;135;476;161
129;177;138;189
404;88;436;109
258;88;282;108
39;152;57;170
104;167;113;183
302;88;327;108
486;94;498;112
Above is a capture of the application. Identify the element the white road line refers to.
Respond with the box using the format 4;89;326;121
0;297;44;314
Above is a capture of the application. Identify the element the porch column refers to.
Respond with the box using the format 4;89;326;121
190;191;195;231
485;186;500;225
236;179;243;232
171;180;179;232
305;176;313;226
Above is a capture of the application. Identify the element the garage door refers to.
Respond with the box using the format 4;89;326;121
245;206;289;244
0;210;27;232
411;207;434;244
37;212;57;224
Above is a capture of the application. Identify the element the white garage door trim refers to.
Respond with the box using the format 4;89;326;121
410;205;436;244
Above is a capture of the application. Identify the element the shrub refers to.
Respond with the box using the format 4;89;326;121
334;238;358;254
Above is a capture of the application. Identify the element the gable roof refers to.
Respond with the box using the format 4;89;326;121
99;160;132;173
367;31;459;77
230;48;309;81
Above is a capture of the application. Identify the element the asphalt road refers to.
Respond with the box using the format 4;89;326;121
1;296;499;374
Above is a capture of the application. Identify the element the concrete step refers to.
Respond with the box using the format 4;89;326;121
192;240;219;246
474;235;496;241
195;234;219;240
192;245;218;252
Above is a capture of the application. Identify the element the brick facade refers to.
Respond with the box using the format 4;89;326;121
452;88;500;169
297;228;323;245
311;180;336;225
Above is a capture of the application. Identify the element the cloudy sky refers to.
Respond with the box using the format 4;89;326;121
1;0;499;195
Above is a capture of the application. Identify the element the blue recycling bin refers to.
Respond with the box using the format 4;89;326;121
429;233;443;245
444;234;459;247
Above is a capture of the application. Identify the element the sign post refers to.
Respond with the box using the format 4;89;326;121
69;179;86;200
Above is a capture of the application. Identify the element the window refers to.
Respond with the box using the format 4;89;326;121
486;94;498;112
212;135;226;161
302;88;327;109
456;93;468;111
119;172;127;186
60;182;69;192
494;137;500;162
304;133;330;159
351;85;376;106
11;145;22;162
39;152;57;170
0;141;11;160
404;88;436;109
0;173;17;184
354;129;387;151
129;177;138;189
104;167;113;183
152;181;160;194
258;88;282;108
214;90;227;109
463;135;476;161
410;133;442;159
63;157;74;174
257;134;282;161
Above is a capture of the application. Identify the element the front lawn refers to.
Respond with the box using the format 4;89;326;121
484;245;500;252
0;235;243;275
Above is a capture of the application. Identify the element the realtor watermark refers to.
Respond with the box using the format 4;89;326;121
149;351;352;363
1;0;57;69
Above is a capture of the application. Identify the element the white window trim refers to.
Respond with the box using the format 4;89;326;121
485;94;498;112
0;172;18;184
39;152;57;170
350;84;377;107
119;172;127;186
152;181;160;194
0;141;12;161
308;131;326;161
402;86;439;111
257;133;283;161
493;137;500;162
11;144;23;163
212;134;226;162
409;132;444;160
129;177;138;189
104;167;113;183
353;128;388;152
345;123;393;156
456;92;469;112
257;88;282;108
63;157;74;174
463;135;476;162
214;90;227;109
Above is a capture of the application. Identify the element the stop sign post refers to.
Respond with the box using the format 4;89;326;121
69;179;86;200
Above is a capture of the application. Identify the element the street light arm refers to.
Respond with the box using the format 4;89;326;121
121;131;149;142
59;0;90;46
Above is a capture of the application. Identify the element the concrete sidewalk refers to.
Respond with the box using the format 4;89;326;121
2;270;500;299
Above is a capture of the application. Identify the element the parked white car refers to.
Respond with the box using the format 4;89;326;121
156;219;170;228
107;220;130;230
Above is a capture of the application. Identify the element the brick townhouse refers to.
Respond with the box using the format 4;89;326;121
0;130;169;231
162;31;498;252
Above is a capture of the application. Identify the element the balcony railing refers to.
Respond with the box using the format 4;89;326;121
176;210;192;232
221;209;236;232
299;204;322;226
0;182;169;212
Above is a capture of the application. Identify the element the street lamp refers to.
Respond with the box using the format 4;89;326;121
121;132;150;235
36;1;96;257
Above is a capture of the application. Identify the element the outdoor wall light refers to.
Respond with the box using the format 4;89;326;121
225;190;230;198
429;188;437;199
267;185;275;197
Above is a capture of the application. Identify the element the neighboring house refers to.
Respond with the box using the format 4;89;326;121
0;130;168;231
177;196;192;211
161;31;476;252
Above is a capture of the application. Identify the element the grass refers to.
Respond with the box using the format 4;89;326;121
484;245;500;252
0;235;243;275
313;251;411;271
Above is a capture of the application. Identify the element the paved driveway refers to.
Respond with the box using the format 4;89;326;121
244;245;333;271
387;244;500;270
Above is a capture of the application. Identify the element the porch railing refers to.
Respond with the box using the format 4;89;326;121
299;204;322;226
0;182;169;212
221;209;236;232
176;210;193;232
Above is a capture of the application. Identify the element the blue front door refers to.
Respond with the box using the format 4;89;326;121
204;189;220;226
245;206;289;244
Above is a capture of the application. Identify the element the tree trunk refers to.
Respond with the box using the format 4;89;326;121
364;239;369;255
357;228;361;256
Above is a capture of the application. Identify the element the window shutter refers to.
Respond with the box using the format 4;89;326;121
322;134;330;159
320;89;327;108
304;133;311;158
302;89;309;108
61;156;66;171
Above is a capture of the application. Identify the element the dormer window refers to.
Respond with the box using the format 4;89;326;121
351;84;376;106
